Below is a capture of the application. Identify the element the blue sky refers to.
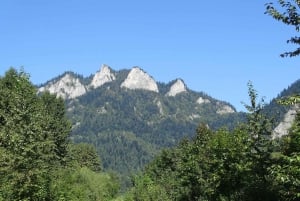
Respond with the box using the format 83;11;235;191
0;1;299;111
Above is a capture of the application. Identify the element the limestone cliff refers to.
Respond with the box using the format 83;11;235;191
273;105;299;138
197;97;211;104
38;73;87;99
166;79;187;96
120;67;159;92
90;64;115;89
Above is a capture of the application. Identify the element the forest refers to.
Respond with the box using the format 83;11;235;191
1;0;300;200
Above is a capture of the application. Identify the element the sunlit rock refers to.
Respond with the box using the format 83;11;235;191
166;79;187;96
38;73;87;99
273;105;299;138
121;67;159;92
216;104;235;114
90;64;115;89
196;97;211;104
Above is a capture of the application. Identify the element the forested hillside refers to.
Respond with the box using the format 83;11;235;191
38;66;246;182
124;83;300;201
263;79;300;122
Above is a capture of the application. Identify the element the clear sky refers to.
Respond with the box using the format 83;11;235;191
0;1;299;111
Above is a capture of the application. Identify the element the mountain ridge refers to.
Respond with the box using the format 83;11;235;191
38;65;242;179
38;64;236;112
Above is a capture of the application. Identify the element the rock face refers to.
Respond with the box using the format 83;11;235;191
156;100;164;115
90;64;116;89
216;103;235;114
273;105;299;138
121;67;159;92
166;79;187;96
197;97;211;104
38;73;87;99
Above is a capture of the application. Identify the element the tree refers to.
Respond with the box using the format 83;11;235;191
268;105;300;201
126;124;253;201
67;143;102;172
39;91;71;164
0;68;71;200
125;174;170;201
50;167;120;201
264;5;300;198
265;0;300;57
241;82;277;201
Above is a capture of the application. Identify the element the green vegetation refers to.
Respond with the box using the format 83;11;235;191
66;70;245;182
0;68;120;200
124;84;300;201
50;167;119;201
265;0;300;57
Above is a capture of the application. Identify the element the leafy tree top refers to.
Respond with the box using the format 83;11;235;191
265;0;300;57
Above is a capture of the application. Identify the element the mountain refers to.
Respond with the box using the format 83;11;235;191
38;72;87;99
39;65;245;182
121;67;159;92
262;79;300;138
38;67;300;190
272;105;299;138
166;79;187;96
90;64;116;89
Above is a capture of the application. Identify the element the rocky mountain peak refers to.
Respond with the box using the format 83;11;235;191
38;73;87;99
120;67;159;92
166;79;187;96
90;64;116;89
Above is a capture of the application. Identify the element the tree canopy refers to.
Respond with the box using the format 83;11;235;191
0;68;71;200
265;0;300;57
124;84;300;201
0;68;120;200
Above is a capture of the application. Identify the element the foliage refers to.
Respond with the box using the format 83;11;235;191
126;124;254;201
0;68;120;200
268;111;300;201
50;167;120;201
124;174;170;201
264;3;300;197
265;0;300;57
278;94;300;105
67;143;102;172
124;83;284;201
65;72;245;184
241;82;276;201
263;79;300;126
0;68;70;200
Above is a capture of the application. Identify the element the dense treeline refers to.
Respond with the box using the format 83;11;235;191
0;69;120;201
124;83;300;201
